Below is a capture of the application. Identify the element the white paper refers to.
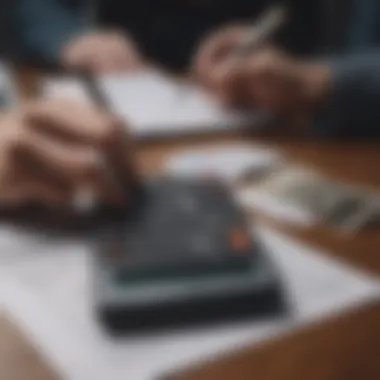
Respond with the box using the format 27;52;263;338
2;223;380;380
165;144;283;183
238;188;315;226
43;71;265;139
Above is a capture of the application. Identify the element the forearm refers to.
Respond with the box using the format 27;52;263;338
278;0;322;55
13;0;89;65
314;52;380;138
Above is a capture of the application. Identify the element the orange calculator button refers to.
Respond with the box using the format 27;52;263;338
229;229;251;253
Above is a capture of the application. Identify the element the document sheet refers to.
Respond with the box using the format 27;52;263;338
2;224;380;380
43;71;265;139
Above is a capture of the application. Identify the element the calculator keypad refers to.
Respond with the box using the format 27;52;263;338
98;177;255;282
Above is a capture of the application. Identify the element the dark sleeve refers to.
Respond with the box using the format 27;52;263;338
13;0;89;65
315;51;380;138
278;0;323;55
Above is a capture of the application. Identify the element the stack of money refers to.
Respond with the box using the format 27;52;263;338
250;166;380;233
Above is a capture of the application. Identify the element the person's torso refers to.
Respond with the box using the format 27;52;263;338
96;0;269;70
323;0;380;54
63;0;322;69
346;0;380;52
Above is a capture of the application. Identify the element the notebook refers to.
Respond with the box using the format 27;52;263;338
43;70;267;140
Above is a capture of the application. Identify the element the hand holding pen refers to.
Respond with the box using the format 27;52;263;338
68;70;140;213
195;4;331;117
195;4;287;89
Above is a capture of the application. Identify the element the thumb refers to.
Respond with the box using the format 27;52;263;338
0;181;70;208
211;58;259;107
212;53;270;89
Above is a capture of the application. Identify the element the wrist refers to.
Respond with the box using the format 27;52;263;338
300;63;332;111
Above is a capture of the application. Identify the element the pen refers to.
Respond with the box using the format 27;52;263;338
232;4;287;59
74;70;139;213
79;70;115;113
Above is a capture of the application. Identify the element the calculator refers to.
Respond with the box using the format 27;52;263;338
93;176;285;334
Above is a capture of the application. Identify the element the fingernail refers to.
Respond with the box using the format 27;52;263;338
211;65;226;83
86;149;106;168
212;60;236;83
72;187;99;214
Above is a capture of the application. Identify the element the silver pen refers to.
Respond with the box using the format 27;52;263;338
232;4;288;59
211;4;288;90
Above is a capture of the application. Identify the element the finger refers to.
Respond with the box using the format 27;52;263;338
103;35;144;72
196;27;247;85
86;38;137;73
28;183;70;206
241;51;294;111
7;181;70;208
83;48;117;74
213;48;279;86
209;59;248;107
102;50;138;73
212;50;278;108
196;38;226;86
111;37;137;65
117;49;143;71
195;36;221;77
26;100;118;147
16;130;124;205
75;155;127;207
105;118;139;190
62;41;95;71
14;128;99;182
29;101;135;187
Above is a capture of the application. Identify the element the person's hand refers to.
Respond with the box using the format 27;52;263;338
61;31;144;74
0;100;135;209
208;48;332;116
194;24;251;88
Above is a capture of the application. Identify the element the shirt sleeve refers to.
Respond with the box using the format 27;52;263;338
278;0;323;55
13;0;89;65
315;51;380;138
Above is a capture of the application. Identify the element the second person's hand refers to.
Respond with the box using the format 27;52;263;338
194;24;251;89
61;30;145;74
205;48;332;117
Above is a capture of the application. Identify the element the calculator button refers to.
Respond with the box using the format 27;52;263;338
191;234;214;256
229;229;251;253
178;196;198;213
105;242;125;262
199;174;225;188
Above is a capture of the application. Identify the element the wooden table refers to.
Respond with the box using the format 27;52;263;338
1;72;380;380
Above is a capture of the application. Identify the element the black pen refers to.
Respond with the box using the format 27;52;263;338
76;70;141;212
78;69;115;113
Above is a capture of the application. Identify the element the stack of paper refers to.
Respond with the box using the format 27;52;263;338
2;224;380;380
43;71;265;139
165;143;283;183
